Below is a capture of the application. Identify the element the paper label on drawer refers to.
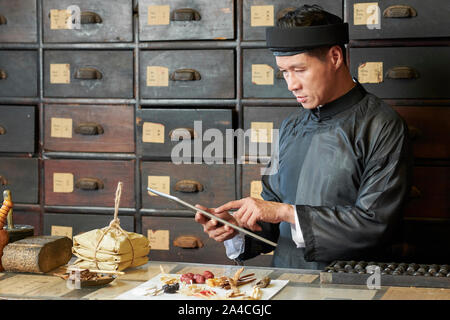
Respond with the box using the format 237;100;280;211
50;64;70;84
146;66;169;87
147;230;170;250
147;5;170;25
148;176;170;196
358;62;383;83
251;122;273;143
51;117;73;138
252;64;274;85
50;9;72;30
142;122;165;143
251;5;274;27
353;3;380;26
250;180;263;200
51;225;73;239
53;173;74;193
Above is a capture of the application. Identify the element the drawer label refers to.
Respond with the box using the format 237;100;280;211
51;225;73;239
250;180;263;200
50;9;72;30
252;64;274;85
358;62;383;83
142;122;165;143
251;5;274;27
51;117;73;138
148;176;170;196
147;5;170;25
50;64;71;84
147;229;170;250
251;122;273;143
353;3;380;26
146;66;169;87
53;173;74;193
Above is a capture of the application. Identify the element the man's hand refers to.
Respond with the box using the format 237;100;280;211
214;197;295;232
194;204;239;242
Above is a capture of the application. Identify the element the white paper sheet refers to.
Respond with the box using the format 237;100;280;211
115;273;289;300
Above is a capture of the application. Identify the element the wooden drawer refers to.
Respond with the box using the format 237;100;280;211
44;159;135;207
243;0;343;41
394;106;450;160
138;0;234;41
0;0;37;43
242;162;266;200
139;50;234;99
0;105;36;153
404;166;449;219
0;157;38;204
350;47;450;99
44;50;134;98
142;216;231;264
137;108;233;160
347;0;450;40
42;0;133;43
243;106;299;158
0;50;38;97
243;49;290;98
44;213;134;238
141;162;235;210
44;104;134;153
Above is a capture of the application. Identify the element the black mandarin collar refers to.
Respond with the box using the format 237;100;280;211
309;80;367;121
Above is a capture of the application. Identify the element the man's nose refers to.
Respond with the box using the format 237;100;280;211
286;73;302;92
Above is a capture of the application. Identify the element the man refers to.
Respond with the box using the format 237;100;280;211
195;5;413;269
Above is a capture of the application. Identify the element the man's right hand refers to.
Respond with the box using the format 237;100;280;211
194;204;239;242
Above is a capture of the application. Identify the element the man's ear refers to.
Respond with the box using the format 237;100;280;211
329;45;344;69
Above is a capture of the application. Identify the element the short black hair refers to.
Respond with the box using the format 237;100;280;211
277;5;347;64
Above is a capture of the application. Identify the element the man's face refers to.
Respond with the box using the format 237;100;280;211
276;50;336;109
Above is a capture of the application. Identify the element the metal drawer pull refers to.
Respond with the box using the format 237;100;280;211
409;186;421;199
74;67;103;80
169;128;198;140
0;175;8;186
0;15;6;25
0;126;5;135
175;180;203;193
407;125;422;141
171;8;201;21
0;70;7;80
173;235;204;249
75;122;104;135
75;177;104;191
80;11;102;24
170;69;201;81
383;5;417;18
386;66;419;80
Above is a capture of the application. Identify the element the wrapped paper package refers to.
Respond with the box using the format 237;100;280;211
71;182;150;271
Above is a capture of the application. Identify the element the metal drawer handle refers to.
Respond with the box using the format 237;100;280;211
0;15;6;25
0;70;7;80
80;11;103;24
175;180;204;193
0;126;6;135
276;7;296;21
385;66;419;80
383;5;417;18
173;235;204;249
74;67;103;80
170;69;201;81
409;186;421;199
169;128;198;140
75;122;104;136
75;177;104;191
407;125;422;141
171;8;201;21
0;175;8;186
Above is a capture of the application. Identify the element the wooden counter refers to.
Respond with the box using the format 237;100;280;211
0;260;449;300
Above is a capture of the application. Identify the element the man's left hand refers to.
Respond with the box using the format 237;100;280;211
214;197;295;232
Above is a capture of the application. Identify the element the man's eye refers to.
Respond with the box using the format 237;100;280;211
295;69;305;73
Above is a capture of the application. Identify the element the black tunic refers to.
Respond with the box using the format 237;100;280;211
238;83;413;269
